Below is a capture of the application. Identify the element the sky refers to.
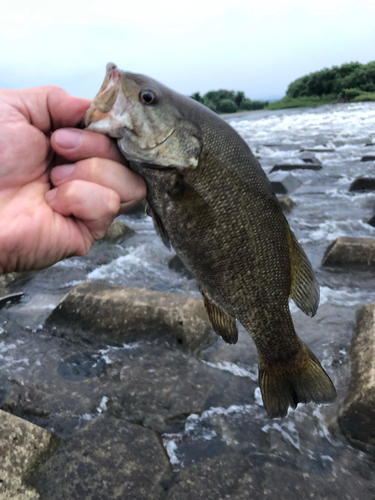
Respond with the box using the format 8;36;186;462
1;0;375;100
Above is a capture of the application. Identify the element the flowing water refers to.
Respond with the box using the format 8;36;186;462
1;102;375;497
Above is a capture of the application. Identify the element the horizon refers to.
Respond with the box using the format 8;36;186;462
1;0;375;101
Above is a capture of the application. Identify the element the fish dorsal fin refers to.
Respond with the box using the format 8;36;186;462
199;287;238;344
146;203;171;250
288;228;320;317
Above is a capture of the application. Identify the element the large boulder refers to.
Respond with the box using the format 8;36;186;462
45;282;215;352
267;172;301;194
0;410;57;499
27;416;171;500
338;302;375;455
349;178;375;192
322;237;375;268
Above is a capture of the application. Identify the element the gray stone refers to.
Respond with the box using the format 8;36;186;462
168;255;195;279
338;302;375;456
45;282;215;352
361;156;375;162
322;237;375;268
0;410;57;500
101;220;135;244
277;196;295;213
27;416;171;500
349;178;375;192
267;172;301;194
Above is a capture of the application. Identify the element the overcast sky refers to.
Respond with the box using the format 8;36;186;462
1;0;374;100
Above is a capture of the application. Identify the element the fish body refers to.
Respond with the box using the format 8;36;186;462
85;63;336;418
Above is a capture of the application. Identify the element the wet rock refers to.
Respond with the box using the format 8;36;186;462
338;302;375;456
271;153;322;173
300;147;335;153
45;281;215;352
27;416;171;500
0;410;58;500
361;155;375;162
365;143;375;147
0;292;24;310
101;220;135;244
0;272;31;297
168;255;195;279
267;172;301;195
322;237;375;268
367;215;375;228
349;178;375;192
293;185;327;195
277;196;295;213
125;199;147;217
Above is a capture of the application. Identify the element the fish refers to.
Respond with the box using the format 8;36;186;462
84;63;337;418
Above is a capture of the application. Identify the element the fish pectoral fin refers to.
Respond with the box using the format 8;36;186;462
146;202;171;250
199;287;238;345
288;228;320;317
259;342;337;419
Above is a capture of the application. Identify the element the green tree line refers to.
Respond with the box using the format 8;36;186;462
286;61;375;100
190;89;269;114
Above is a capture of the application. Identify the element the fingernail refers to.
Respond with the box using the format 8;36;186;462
54;129;83;149
45;188;57;203
52;164;75;180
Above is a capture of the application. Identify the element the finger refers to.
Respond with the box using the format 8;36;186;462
51;128;126;165
15;86;90;133
45;180;120;240
50;158;147;214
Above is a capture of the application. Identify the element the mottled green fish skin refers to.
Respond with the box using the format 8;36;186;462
85;65;337;418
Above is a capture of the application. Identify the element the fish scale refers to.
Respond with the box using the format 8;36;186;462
85;62;336;418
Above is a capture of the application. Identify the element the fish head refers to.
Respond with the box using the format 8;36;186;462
85;63;202;169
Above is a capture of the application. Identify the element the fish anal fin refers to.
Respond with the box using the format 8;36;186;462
259;342;337;418
288;228;320;317
199;287;238;345
146;202;171;250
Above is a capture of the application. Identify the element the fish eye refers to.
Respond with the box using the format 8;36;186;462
139;89;159;105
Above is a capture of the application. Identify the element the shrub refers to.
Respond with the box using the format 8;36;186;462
216;99;238;113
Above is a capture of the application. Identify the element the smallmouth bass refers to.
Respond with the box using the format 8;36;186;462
84;63;336;418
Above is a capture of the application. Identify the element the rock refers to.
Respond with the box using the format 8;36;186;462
0;410;57;500
361;156;375;162
300;147;335;153
27;416;171;500
365;143;375;147
125;199;147;217
367;215;375;228
322;237;375;268
277;196;295;213
338;302;375;456
0;292;25;310
293;185;327;195
271;153;322;173
267;172;301;195
45;282;215;352
168;255;195;279
349;178;375;192
101;220;135;244
0;272;31;297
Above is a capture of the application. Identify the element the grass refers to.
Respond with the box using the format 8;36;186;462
352;92;375;102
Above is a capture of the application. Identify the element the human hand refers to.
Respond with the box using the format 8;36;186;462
0;86;146;275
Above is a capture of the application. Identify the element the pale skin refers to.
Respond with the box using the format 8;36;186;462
0;85;147;275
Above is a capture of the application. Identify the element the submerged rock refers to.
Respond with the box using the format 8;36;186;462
322;237;375;268
277;196;295;213
0;410;58;499
168;255;195;279
267;172;301;194
361;155;375;162
271;153;322;173
338;302;375;456
45;281;215;352
300;147;335;153
349;178;375;192
101;219;135;244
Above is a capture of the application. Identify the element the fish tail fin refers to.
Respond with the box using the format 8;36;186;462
259;342;336;418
